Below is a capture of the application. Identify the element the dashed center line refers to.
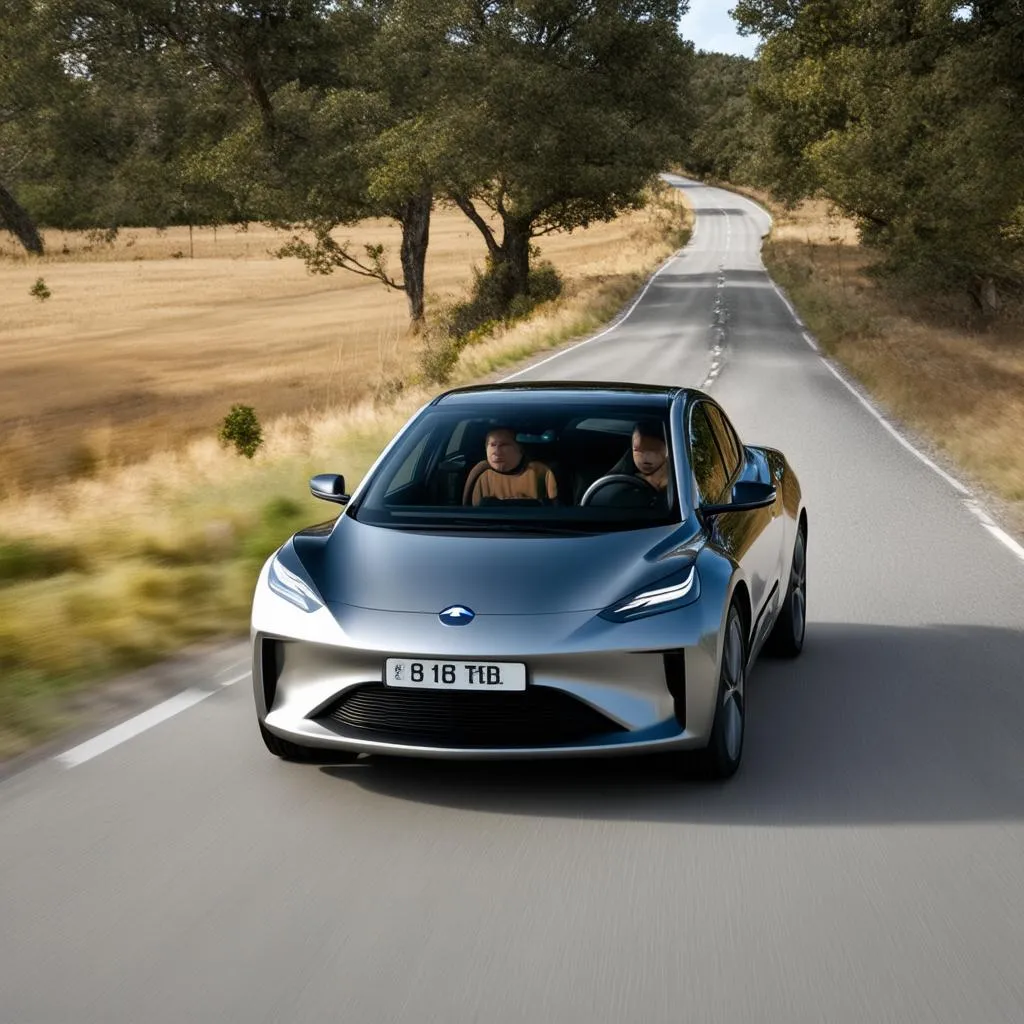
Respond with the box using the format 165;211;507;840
702;212;731;389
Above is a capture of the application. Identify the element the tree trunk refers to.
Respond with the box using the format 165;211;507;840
0;182;44;255
242;67;276;137
495;216;532;303
398;190;432;330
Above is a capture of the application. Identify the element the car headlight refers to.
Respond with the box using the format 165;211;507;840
600;566;700;622
268;553;324;613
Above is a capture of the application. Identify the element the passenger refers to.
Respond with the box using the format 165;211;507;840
464;427;558;505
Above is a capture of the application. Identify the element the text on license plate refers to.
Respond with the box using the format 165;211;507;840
384;658;526;691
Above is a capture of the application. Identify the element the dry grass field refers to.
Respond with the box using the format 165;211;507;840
0;201;674;495
0;186;691;759
728;186;1024;537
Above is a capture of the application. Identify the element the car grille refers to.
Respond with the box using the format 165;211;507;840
314;684;626;748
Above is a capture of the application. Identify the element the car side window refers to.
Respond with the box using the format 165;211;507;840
688;404;730;504
705;405;741;480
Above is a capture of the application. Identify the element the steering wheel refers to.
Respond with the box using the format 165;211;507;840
579;473;658;506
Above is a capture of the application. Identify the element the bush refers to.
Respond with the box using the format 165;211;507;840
0;538;82;586
241;496;315;564
219;404;263;459
418;330;467;385
447;258;564;340
30;278;51;301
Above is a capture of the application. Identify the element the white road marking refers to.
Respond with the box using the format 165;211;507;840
219;672;250;688
54;689;213;768
215;660;247;680
965;499;1024;564
816;357;970;495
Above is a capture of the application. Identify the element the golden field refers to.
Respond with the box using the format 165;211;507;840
0;186;691;760
0;200;679;495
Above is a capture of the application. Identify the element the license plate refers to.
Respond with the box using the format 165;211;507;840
384;658;526;691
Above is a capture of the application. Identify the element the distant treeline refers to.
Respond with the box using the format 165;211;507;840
2;1;1021;316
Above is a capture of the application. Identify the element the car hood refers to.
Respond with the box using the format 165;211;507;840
301;516;693;615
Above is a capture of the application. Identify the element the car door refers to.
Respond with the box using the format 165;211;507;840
706;402;787;645
690;401;778;640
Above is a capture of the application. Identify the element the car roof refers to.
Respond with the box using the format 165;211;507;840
431;381;693;409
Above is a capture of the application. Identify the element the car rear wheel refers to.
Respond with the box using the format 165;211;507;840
766;526;806;658
258;721;361;764
687;602;746;781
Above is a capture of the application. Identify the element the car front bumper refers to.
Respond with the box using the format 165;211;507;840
251;597;725;761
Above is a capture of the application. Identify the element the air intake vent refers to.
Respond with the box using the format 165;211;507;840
662;650;686;728
315;684;625;748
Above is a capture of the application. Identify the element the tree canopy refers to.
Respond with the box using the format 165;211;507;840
732;0;1024;303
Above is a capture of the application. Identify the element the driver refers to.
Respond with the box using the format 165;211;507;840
464;427;559;505
628;420;670;492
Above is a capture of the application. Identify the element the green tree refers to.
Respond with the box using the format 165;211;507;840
113;0;442;329
438;0;696;308
0;0;73;253
733;0;1024;305
684;51;759;184
267;0;452;329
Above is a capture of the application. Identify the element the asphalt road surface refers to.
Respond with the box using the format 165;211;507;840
2;176;1023;1024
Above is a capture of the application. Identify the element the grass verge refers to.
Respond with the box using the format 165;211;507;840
0;184;691;761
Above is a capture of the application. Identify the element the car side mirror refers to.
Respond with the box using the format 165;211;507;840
701;480;776;517
310;473;349;505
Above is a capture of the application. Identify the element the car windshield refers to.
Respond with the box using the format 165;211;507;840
347;398;684;533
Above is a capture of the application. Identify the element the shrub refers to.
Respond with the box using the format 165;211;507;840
447;258;564;340
30;278;51;301
241;496;315;565
219;404;264;459
418;331;466;385
0;538;82;586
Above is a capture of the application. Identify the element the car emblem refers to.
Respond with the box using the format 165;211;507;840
439;605;475;626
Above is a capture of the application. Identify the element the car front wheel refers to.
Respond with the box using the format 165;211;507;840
691;602;746;780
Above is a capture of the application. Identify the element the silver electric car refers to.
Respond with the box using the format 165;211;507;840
251;382;807;778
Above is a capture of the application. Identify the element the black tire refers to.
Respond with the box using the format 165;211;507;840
766;525;807;659
689;602;747;781
258;721;361;764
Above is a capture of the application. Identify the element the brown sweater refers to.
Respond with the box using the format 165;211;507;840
467;459;558;505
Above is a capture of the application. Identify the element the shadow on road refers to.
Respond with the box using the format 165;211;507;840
322;623;1024;826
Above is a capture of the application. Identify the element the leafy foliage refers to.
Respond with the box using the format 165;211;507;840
734;0;1024;304
683;52;759;184
219;405;264;459
435;0;695;306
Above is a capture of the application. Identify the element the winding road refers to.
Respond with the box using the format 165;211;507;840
2;176;1023;1024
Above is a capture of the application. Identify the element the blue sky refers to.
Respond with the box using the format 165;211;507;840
679;0;761;56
